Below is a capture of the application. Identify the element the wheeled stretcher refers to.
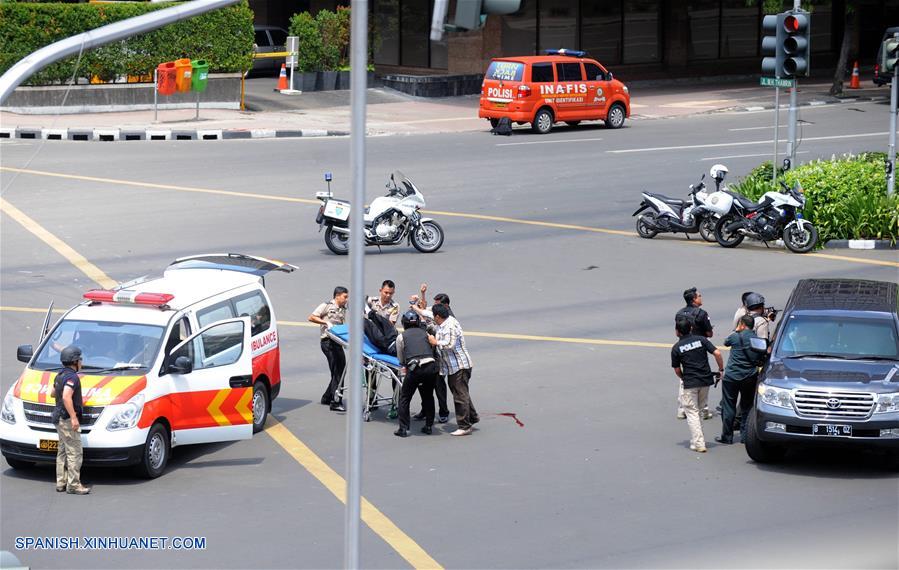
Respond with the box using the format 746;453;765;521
326;324;402;422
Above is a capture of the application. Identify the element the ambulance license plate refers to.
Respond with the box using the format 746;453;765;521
38;439;58;452
812;424;851;437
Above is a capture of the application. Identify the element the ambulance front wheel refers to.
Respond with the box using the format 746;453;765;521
252;383;269;433
137;423;170;479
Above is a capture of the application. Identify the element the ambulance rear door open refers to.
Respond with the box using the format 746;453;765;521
165;317;254;445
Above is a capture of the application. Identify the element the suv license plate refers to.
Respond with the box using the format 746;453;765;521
812;424;852;437
38;439;58;451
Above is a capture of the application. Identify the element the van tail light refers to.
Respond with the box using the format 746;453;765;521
874;63;880;77
84;289;174;307
517;85;531;99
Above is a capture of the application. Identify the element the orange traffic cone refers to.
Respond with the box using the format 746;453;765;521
849;61;860;89
275;64;288;92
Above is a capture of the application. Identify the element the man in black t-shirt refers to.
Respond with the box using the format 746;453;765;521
671;319;724;453
52;345;91;494
674;287;715;420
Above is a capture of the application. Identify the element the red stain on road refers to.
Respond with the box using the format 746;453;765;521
497;412;524;427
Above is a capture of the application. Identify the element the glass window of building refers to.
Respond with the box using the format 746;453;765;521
808;0;832;54
502;0;537;55
401;0;430;68
720;0;758;58
623;0;660;63
687;1;720;61
539;0;578;52
581;0;623;64
374;0;399;65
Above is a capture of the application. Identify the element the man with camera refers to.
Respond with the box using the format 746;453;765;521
734;292;776;344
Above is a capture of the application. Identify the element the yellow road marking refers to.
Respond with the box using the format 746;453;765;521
0;197;117;288
0;306;66;314
2;166;896;267
265;420;443;570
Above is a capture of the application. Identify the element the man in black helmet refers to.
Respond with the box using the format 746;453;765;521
394;311;439;437
52;346;90;495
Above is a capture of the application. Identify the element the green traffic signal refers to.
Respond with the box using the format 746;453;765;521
883;37;899;74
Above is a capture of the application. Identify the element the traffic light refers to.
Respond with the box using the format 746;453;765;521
453;0;521;32
882;36;899;74
761;10;810;78
781;11;810;77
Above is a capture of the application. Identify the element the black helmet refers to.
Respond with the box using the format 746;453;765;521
60;345;82;366
401;310;421;329
745;292;766;310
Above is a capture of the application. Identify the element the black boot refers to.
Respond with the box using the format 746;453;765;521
394;427;408;438
421;425;432;435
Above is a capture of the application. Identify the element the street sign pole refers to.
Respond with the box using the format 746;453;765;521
773;86;780;182
346;0;367;568
786;85;797;167
889;51;898;196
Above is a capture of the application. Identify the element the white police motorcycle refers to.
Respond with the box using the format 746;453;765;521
315;171;445;255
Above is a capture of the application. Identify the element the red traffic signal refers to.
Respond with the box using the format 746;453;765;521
784;15;800;32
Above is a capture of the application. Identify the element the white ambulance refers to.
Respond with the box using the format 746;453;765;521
0;254;295;478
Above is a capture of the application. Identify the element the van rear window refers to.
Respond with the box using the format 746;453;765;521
486;61;524;82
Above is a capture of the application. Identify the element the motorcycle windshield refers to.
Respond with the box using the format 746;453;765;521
390;170;419;197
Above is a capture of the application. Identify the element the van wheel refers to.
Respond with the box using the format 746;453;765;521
744;412;786;464
5;457;34;470
489;119;499;128
252;383;269;433
532;109;553;134
137;423;170;479
605;103;626;129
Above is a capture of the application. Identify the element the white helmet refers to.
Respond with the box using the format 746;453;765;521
710;164;729;181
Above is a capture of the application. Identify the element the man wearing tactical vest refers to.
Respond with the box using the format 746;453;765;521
675;287;715;421
52;345;91;495
394;311;439;437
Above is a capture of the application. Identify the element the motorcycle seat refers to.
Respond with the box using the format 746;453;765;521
725;191;765;212
645;192;686;206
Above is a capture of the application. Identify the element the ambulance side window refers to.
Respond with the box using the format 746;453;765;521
164;317;192;359
234;291;271;336
197;301;235;328
196;321;245;369
531;63;554;83
584;63;605;81
555;62;583;82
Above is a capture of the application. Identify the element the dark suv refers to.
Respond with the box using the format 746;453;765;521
745;279;899;464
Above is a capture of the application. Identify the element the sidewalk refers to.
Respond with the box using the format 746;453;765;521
0;77;891;141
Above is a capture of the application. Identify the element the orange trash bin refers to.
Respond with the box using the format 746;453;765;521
174;58;193;93
156;61;177;96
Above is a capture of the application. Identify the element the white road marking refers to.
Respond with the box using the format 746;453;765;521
497;137;604;147
700;151;809;161
608;132;888;154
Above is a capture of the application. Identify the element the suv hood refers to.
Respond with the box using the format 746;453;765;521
765;357;899;388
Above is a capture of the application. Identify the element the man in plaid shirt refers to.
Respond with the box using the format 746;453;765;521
429;304;479;436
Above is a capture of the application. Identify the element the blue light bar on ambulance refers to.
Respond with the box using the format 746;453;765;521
543;49;587;58
84;289;174;307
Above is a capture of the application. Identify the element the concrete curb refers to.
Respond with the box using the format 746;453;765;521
732;94;890;113
824;239;898;250
0;127;350;142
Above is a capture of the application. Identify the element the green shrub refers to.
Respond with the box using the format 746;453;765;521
0;1;253;85
289;6;372;72
730;153;899;243
288;11;323;72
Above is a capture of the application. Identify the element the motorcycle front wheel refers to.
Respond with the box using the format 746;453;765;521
411;221;444;253
635;215;658;239
783;222;818;253
324;226;350;255
714;215;745;248
699;216;717;243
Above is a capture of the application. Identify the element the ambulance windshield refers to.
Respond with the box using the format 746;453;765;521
33;320;165;373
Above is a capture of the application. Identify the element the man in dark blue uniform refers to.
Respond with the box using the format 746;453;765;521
52;345;91;495
675;287;715;420
394;311;439;437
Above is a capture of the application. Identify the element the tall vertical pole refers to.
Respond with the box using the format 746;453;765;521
153;68;158;123
772;86;780;182
786;85;797;166
889;39;898;196
345;0;367;568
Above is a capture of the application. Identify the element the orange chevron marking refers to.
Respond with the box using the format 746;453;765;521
206;389;231;426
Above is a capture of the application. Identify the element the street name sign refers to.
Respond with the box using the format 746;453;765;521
760;77;796;88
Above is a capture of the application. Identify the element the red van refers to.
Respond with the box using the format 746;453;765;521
478;50;630;134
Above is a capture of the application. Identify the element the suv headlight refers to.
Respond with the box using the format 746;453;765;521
874;393;899;414
2;390;16;424
758;384;793;409
106;394;144;431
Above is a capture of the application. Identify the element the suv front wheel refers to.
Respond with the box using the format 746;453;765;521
532;109;554;134
744;411;787;464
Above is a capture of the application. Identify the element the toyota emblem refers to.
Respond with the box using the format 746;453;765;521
826;398;842;410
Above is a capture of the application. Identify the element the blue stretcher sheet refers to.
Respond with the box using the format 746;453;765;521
328;324;401;368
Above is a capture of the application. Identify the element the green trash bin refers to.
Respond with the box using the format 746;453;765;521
190;59;209;92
